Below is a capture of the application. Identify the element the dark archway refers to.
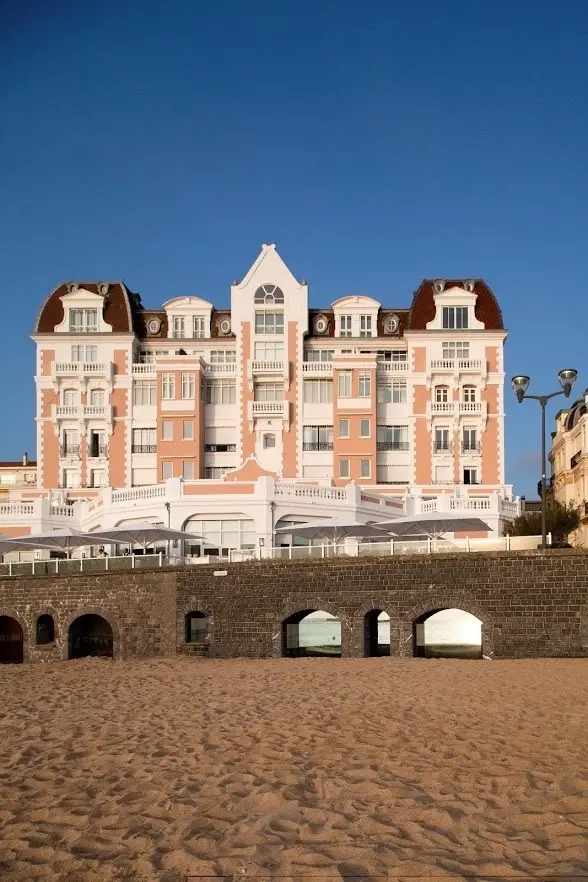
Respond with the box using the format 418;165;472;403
364;609;390;657
282;609;341;658
68;614;113;659
412;608;482;659
0;616;24;664
185;610;208;643
36;614;55;645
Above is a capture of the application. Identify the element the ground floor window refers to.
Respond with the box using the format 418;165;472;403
185;517;256;557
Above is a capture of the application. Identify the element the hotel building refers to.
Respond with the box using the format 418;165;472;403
550;390;588;545
2;245;519;551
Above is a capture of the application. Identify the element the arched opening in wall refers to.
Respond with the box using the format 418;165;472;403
36;614;55;645
68;614;113;659
185;611;209;643
413;609;482;659
364;610;390;657
0;616;23;664
282;610;341;658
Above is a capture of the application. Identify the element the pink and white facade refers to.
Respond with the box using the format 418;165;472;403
3;244;519;549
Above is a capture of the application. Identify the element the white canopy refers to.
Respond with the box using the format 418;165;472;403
369;513;491;539
274;518;394;543
92;522;201;551
0;535;40;556
7;527;102;558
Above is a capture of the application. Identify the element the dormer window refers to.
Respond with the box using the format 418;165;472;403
69;308;98;333
442;306;469;330
254;284;284;305
193;316;205;338
172;316;185;339
340;316;352;337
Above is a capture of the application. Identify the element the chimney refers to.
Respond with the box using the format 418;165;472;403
22;452;28;466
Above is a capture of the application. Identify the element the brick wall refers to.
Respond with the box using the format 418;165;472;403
1;551;587;662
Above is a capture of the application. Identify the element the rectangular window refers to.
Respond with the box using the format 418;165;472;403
339;418;349;438
193;316;206;338
377;350;407;362
133;381;156;406
63;389;78;407
89;389;105;406
204;466;230;480
181;372;195;399
162;420;173;441
377;425;409;450
90;469;106;488
254;383;284;401
360;418;370;437
339;315;352;337
254;341;284;360
442;306;469;330
263;433;276;449
69;308;98;333
205;380;236;405
63;469;80;488
303;379;333;403
435;386;449;403
442;341;470;360
463;468;478;485
183;420;194;440
358;372;371;397
132;428;156;452
209;350;236;363
378;380;409;403
338;371;352;397
462;427;478;452
71;344;97;362
302;426;333;450
162;373;175;400
304;349;334;362
172;316;185;338
162;462;173;480
435;427;451;452
360;459;371;478
359;315;372;337
183;461;194;480
255;310;284;334
339;459;350;478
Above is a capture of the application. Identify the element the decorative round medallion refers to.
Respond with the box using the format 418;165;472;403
463;279;475;293
147;317;161;335
97;283;109;296
219;318;232;335
384;314;399;334
433;280;446;294
313;314;329;335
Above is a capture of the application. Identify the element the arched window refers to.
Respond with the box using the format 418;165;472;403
254;284;284;304
463;385;476;403
435;385;449;403
36;614;55;645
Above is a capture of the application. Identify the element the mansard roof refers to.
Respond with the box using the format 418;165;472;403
34;282;142;334
407;279;504;331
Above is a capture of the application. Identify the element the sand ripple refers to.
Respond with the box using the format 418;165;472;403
0;657;586;880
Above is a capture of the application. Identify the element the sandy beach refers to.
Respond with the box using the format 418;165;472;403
0;657;586;881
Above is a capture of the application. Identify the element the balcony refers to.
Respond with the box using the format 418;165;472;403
247;400;289;424
427;401;455;416
426;358;487;389
302;361;333;376
461;441;482;454
132;445;157;454
88;444;109;459
54;361;112;381
433;444;453;455
132;363;157;377
302;442;334;451
84;404;111;419
377;361;409;373
53;404;113;424
59;444;80;458
55;405;80;418
247;359;289;390
459;401;482;414
203;362;237;375
377;441;410;451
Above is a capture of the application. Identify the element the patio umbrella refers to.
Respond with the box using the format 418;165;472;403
8;527;101;558
369;513;491;539
274;518;394;544
0;535;42;557
91;522;201;552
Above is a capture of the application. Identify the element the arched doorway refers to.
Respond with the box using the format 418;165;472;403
364;610;390;656
36;614;55;645
0;616;24;664
68;614;113;659
413;608;482;659
185;611;208;643
282;610;341;657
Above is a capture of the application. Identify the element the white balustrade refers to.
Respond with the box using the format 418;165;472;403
132;363;157;376
251;360;285;373
459;401;482;413
274;483;347;501
429;402;455;414
377;362;410;372
55;405;79;418
50;505;76;517
0;502;35;518
111;484;167;504
302;362;333;374
250;401;288;418
204;362;236;374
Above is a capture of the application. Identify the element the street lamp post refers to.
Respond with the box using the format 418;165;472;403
511;369;578;550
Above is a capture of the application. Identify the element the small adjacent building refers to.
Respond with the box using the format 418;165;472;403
550;390;588;545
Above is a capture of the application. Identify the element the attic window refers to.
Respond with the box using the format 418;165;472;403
442;307;469;330
69;309;98;333
254;284;284;305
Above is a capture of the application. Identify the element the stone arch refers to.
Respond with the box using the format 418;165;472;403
0;610;26;664
272;600;348;658
401;596;493;659
352;601;394;657
61;607;121;661
178;601;214;646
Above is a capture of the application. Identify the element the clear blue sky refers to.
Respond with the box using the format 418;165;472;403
2;0;587;496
